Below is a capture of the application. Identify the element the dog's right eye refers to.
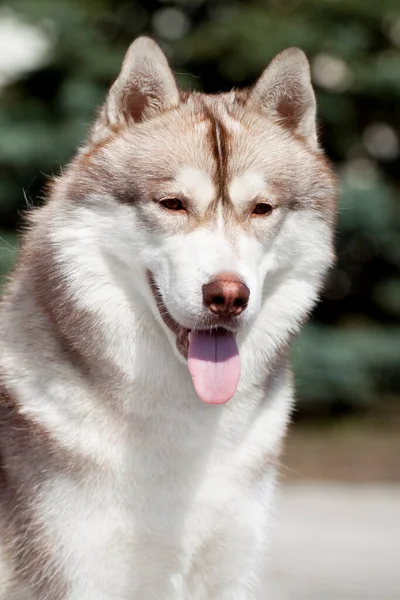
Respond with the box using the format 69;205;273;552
160;198;185;212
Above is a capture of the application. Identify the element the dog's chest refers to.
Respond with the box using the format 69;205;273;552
39;387;278;598
43;446;267;598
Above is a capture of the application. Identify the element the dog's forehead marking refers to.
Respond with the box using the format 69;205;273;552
229;172;266;207
215;120;224;175
173;166;215;212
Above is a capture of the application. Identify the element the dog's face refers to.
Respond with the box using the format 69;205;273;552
64;38;336;402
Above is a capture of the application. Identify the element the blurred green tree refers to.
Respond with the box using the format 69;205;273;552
0;0;399;412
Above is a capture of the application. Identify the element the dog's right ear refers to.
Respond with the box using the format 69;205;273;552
89;37;179;146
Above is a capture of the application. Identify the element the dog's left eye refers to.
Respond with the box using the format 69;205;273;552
252;203;273;216
160;198;185;212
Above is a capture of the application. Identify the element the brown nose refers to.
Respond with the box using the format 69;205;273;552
203;274;250;317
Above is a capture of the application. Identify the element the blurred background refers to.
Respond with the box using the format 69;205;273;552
0;0;399;597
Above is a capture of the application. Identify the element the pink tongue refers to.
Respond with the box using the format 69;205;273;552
188;330;241;404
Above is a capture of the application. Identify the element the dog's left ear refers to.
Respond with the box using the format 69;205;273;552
89;37;179;145
247;48;318;150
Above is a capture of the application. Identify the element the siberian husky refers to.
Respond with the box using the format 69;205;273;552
0;37;336;599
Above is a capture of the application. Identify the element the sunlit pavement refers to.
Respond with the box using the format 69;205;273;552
267;483;400;599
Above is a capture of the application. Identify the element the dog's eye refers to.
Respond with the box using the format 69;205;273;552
160;198;185;212
252;203;273;216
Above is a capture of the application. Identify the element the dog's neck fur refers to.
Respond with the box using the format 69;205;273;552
1;220;292;497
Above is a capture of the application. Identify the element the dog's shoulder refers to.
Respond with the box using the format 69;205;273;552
0;379;60;496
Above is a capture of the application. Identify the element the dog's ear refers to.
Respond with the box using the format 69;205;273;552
247;48;318;150
90;37;179;145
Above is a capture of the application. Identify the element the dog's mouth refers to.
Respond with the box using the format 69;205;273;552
148;272;241;404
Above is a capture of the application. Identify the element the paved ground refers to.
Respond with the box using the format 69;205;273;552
267;483;400;599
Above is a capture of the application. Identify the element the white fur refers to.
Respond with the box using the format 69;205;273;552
0;186;333;599
229;172;268;207
1;196;331;599
173;166;215;213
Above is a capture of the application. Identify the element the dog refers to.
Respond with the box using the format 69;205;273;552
0;37;336;599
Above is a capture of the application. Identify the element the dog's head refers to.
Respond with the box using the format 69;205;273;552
60;38;336;403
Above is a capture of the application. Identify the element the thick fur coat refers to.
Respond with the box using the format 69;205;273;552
0;37;336;599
